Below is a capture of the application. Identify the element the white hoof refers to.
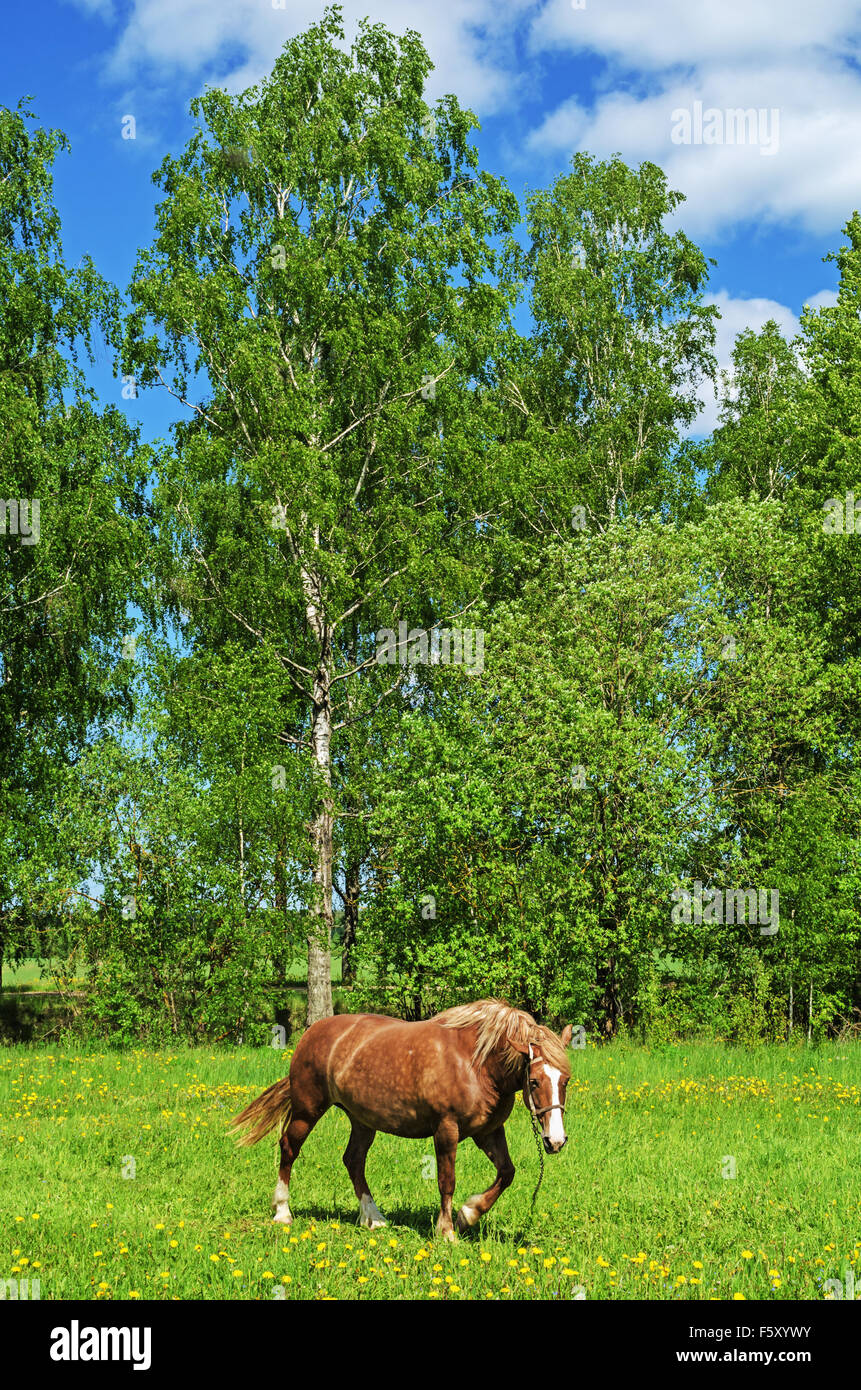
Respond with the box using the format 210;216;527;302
456;1200;480;1231
272;1179;292;1225
359;1194;387;1229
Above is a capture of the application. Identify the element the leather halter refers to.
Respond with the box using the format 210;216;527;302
531;1099;565;1118
523;1049;565;1119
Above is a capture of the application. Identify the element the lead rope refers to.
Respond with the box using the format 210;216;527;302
523;1050;546;1217
527;1103;545;1213
524;1053;548;1217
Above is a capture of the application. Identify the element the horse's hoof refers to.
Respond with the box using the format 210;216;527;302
436;1225;457;1243
359;1195;387;1229
453;1200;481;1234
272;1210;293;1226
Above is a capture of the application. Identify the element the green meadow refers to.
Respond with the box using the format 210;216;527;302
2;1041;860;1301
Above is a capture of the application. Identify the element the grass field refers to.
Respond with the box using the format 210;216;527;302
1;1040;860;1300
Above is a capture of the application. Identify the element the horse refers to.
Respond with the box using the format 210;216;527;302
230;998;573;1240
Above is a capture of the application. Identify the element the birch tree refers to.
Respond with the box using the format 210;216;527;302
0;100;144;985
124;7;518;1022
502;153;717;539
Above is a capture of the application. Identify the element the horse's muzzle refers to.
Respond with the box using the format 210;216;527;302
543;1134;567;1154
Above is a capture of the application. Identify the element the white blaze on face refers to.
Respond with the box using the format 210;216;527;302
543;1065;566;1146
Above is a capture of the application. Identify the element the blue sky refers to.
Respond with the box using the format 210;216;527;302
4;0;858;438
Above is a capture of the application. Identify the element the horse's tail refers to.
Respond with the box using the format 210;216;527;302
230;1074;292;1147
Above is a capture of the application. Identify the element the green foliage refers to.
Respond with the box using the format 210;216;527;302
497;152;717;544
0;98;148;984
4;14;861;1046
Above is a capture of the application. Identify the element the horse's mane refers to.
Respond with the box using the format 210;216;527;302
433;998;570;1077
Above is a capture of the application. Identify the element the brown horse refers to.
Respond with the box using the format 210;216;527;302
231;999;573;1240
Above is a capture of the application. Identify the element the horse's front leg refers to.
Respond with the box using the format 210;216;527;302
343;1118;387;1229
456;1126;515;1233
433;1118;460;1242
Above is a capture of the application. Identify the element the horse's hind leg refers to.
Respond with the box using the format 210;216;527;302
343;1118;386;1229
273;1106;326;1225
433;1117;460;1242
456;1126;515;1233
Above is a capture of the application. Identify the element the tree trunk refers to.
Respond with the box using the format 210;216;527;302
597;953;622;1037
306;644;335;1026
807;979;813;1045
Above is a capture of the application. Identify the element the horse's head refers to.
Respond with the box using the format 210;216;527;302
521;1023;573;1154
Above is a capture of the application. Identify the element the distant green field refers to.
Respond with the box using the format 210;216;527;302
0;956;345;989
2;961;60;989
2;1041;860;1300
0;957;354;1043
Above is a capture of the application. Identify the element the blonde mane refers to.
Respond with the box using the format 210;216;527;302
433;998;571;1077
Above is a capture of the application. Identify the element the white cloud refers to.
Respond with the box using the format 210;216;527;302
525;1;861;238
691;289;823;435
526;58;861;238
86;0;534;114
802;289;839;313
530;0;861;73
69;0;861;244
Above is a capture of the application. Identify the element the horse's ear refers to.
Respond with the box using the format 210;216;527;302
508;1036;530;1056
560;1024;574;1049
